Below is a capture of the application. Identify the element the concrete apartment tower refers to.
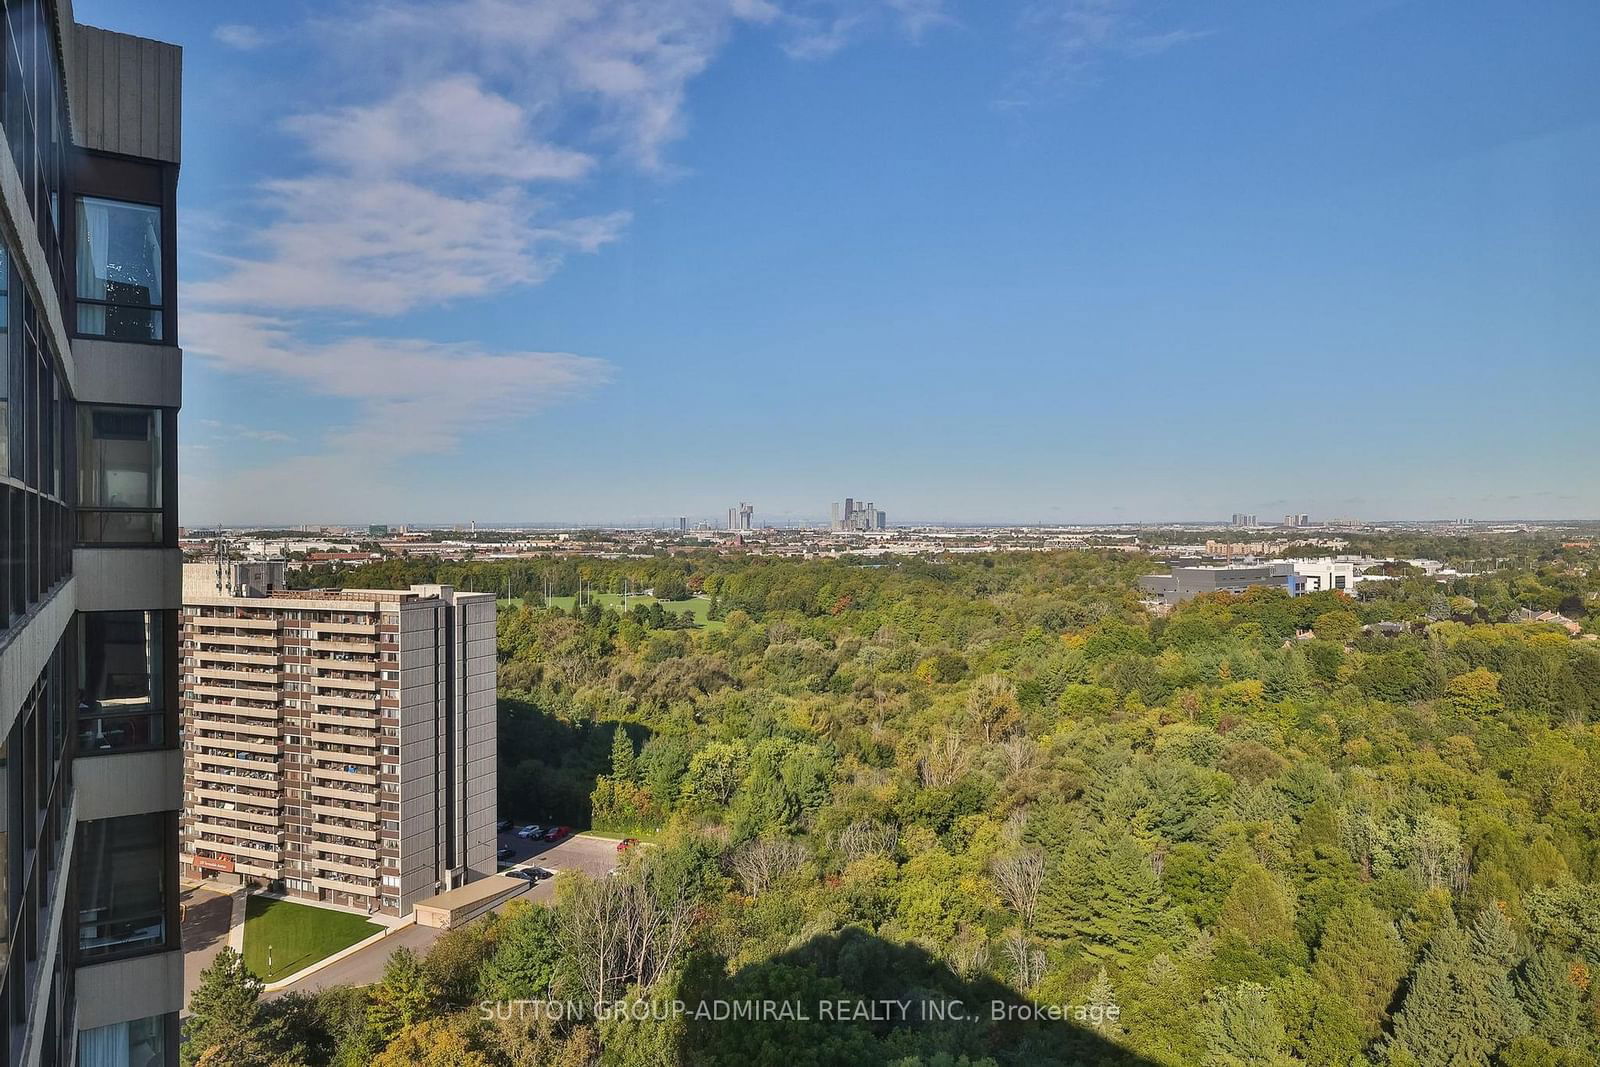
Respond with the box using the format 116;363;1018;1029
178;564;498;918
0;2;185;1062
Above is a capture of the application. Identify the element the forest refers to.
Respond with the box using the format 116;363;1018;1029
188;538;1600;1066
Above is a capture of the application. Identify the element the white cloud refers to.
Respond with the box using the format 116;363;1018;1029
186;0;945;521
214;24;269;50
284;76;596;182
191;176;627;314
1004;0;1209;101
184;311;611;456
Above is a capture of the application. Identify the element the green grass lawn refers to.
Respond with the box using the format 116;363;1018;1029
241;896;382;982
497;593;724;629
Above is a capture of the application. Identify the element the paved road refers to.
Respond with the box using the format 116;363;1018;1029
180;884;237;1014
268;923;443;999
268;835;622;996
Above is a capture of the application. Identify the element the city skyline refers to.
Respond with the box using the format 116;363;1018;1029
68;0;1600;524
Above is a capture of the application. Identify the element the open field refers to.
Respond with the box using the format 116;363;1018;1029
241;897;382;983
498;593;722;629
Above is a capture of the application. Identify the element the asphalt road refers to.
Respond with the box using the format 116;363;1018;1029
180;884;237;1016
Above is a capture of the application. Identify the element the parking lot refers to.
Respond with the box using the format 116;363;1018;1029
496;828;629;902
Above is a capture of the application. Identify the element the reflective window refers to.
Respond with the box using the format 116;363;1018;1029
79;1012;169;1067
75;197;163;342
76;405;163;544
76;814;169;959
78;611;168;753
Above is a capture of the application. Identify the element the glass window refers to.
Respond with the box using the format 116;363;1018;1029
76;814;168;959
76;406;163;544
75;197;163;342
79;1011;168;1067
77;611;168;753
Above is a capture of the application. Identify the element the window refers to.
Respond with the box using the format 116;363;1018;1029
75;197;163;341
77;611;169;753
76;405;164;544
79;1013;169;1067
76;814;170;960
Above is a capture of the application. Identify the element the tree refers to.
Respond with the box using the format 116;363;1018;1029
479;901;562;1001
1311;898;1406;1035
1388;919;1525;1067
990;849;1045;930
367;948;441;1043
1037;833;1185;966
730;836;810;896
182;947;282;1067
1217;865;1297;948
611;724;639;784
372;1017;493;1067
1201;983;1287;1067
1513;946;1587;1051
965;673;1021;743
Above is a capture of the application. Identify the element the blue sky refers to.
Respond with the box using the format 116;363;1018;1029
77;0;1600;526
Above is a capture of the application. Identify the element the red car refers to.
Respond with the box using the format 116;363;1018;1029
616;837;640;853
543;825;570;842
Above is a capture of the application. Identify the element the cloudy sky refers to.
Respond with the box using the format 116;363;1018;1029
79;0;1600;525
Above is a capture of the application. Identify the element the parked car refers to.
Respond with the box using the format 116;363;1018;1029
516;824;542;839
616;837;639;853
496;846;515;860
526;866;554;881
496;818;512;832
544;826;570;842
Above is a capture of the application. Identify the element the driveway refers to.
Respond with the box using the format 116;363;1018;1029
266;923;443;999
497;830;625;901
180;884;238;1015
267;835;622;997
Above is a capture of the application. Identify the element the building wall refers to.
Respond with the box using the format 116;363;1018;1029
180;587;498;919
0;4;185;1062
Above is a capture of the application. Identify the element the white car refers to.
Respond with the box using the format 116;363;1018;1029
516;824;542;838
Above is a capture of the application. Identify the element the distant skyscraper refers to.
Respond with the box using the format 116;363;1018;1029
727;503;754;531
677;516;688;531
1231;513;1257;527
832;497;888;531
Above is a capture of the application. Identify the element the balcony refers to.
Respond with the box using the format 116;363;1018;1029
189;752;279;772
311;877;377;898
310;640;376;656
307;765;377;787
313;857;380;878
307;784;376;805
189;717;278;738
191;684;280;703
192;616;280;631
309;803;378;824
192;632;279;649
192;804;282;826
193;666;282;684
191;822;284;845
192;768;280;791
309;692;378;711
193;787;281;809
306;655;377;673
307;730;378;748
312;621;377;635
311;841;379;860
191;650;279;666
186;701;280;720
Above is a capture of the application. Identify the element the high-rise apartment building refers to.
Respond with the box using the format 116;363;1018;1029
178;566;498;918
0;4;185;1062
726;502;753;531
831;497;886;532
